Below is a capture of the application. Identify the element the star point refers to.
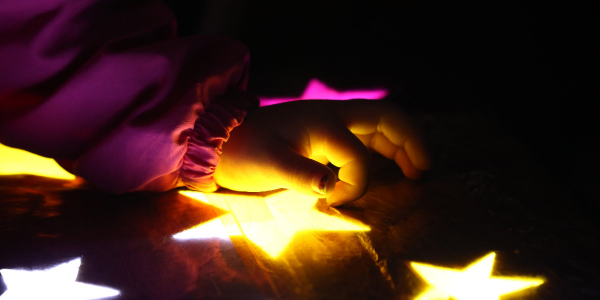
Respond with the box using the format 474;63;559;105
0;143;75;180
0;258;120;300
259;78;387;106
410;252;544;300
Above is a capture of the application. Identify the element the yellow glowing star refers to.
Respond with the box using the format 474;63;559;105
410;252;544;300
0;143;75;180
175;190;370;258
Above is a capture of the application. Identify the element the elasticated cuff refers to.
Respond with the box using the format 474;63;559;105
180;89;259;191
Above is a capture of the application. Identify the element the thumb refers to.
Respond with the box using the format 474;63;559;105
267;145;336;198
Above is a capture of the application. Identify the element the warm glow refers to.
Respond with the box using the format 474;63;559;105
259;78;388;106
175;190;370;258
173;218;235;240
0;143;75;180
0;258;120;300
410;252;544;300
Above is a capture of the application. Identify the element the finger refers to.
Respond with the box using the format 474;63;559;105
328;100;432;171
266;141;336;198
316;125;370;206
310;154;330;165
403;137;431;170
356;132;399;159
395;147;423;179
382;117;431;171
358;131;423;178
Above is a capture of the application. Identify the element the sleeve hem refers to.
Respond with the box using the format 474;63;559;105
180;89;259;192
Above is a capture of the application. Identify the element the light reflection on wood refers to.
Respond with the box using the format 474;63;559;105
175;189;374;298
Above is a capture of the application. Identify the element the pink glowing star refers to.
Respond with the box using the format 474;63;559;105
259;78;388;107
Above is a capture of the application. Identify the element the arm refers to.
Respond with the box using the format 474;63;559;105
0;0;257;193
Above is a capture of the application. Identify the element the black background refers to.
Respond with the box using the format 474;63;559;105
165;0;597;212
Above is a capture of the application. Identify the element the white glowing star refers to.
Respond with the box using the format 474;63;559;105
410;252;544;300
0;258;120;300
174;190;370;258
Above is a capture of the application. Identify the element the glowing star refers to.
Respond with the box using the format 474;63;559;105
410;252;544;300
0;143;75;180
0;258;120;300
174;190;370;258
259;78;388;106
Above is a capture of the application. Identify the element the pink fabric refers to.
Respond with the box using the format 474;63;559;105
0;0;258;193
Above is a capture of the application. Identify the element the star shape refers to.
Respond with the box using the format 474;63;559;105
174;189;370;258
409;252;544;300
0;143;75;180
0;258;120;300
259;78;388;106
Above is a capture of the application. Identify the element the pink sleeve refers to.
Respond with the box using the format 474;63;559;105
0;0;258;193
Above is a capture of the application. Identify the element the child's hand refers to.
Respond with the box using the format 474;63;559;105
213;98;431;206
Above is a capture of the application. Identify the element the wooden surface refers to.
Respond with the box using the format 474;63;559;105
1;113;598;299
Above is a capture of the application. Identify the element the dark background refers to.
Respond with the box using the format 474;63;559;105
164;0;597;213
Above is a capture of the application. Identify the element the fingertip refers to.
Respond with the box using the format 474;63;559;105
268;145;337;198
328;201;344;207
405;138;433;171
311;172;337;197
395;147;424;179
326;180;368;206
403;168;424;179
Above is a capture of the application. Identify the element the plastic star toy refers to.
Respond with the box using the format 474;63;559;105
0;258;119;300
259;78;388;106
0;143;75;180
174;189;370;258
410;252;544;300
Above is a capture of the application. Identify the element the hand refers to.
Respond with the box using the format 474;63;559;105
213;98;431;206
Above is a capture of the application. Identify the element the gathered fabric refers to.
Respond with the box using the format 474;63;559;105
181;90;258;192
0;0;258;193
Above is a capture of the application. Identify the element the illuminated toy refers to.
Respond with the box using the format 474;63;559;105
409;252;544;300
174;190;370;258
259;78;387;106
0;258;119;300
0;143;75;180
